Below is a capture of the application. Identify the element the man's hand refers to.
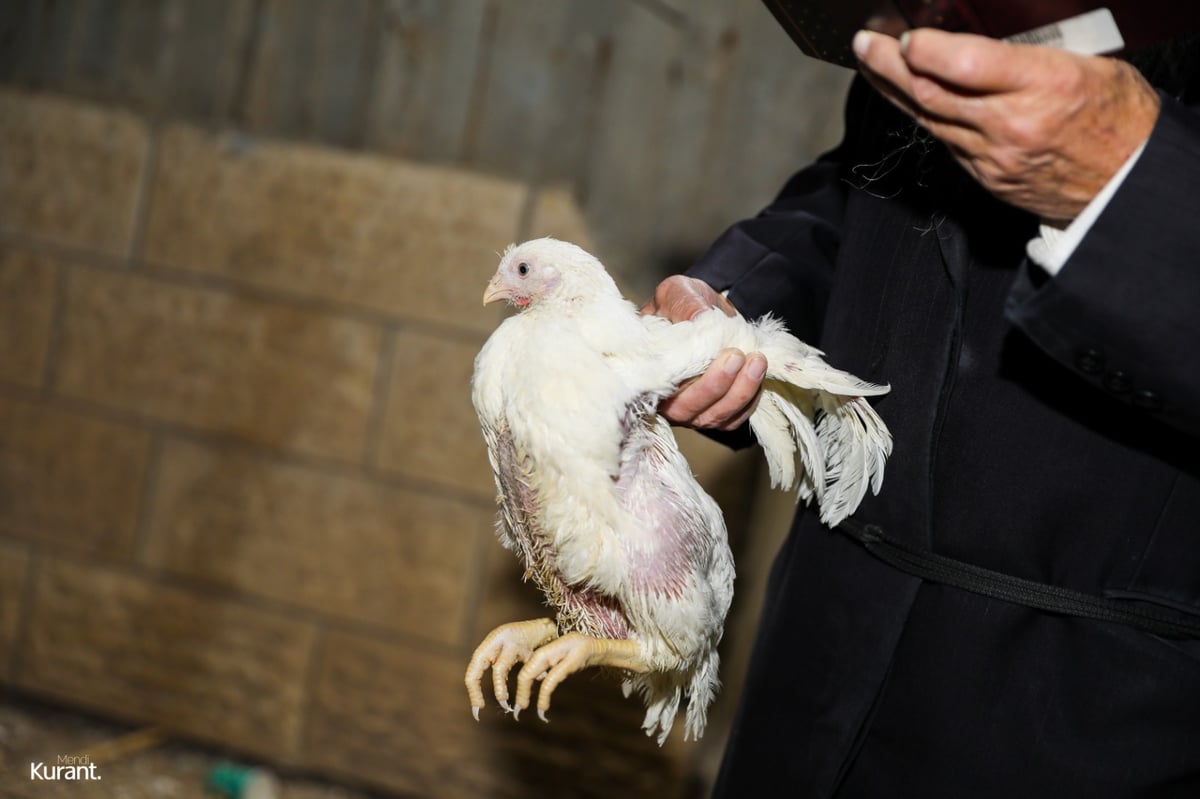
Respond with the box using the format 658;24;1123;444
853;28;1161;223
640;276;766;431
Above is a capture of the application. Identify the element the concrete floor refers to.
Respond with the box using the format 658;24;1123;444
0;694;384;799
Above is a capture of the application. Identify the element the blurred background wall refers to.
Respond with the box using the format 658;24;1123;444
0;1;851;797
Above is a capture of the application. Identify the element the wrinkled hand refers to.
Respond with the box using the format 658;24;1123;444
640;276;766;431
853;28;1161;223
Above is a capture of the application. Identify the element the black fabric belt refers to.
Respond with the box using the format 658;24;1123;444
837;519;1200;640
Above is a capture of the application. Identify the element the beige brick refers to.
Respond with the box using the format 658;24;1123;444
527;185;596;253
0;246;56;388
304;631;689;799
145;438;488;645
56;268;380;462
16;558;313;760
0;89;147;255
0;539;31;677
142;125;521;332
0;395;150;554
377;329;494;496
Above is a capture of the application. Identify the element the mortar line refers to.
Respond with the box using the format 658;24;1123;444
6;544;42;683
38;258;70;396
293;620;329;763
126;120;162;267
360;323;398;469
129;430;166;565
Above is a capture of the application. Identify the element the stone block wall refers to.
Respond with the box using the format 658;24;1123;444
0;87;770;798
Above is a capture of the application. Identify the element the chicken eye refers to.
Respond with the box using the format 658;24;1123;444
517;262;530;277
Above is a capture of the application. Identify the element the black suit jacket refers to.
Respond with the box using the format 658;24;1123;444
689;75;1200;797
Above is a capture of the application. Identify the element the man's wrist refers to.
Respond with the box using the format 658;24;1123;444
1026;140;1148;275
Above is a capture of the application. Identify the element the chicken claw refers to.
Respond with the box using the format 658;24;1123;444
513;634;650;722
466;618;559;719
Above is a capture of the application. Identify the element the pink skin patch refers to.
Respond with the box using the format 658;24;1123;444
513;296;531;307
614;399;703;600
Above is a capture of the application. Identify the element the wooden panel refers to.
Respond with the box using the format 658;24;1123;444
0;0;257;117
4;0;99;92
576;2;691;286
650;0;755;254
582;0;851;291
241;0;378;146
157;0;258;119
64;0;120;94
0;1;45;82
463;1;628;185
695;3;852;237
366;0;488;161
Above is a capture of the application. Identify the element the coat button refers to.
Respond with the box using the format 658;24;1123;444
1103;371;1132;394
1132;390;1164;412
1077;348;1105;375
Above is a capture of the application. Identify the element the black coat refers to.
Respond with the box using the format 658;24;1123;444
687;71;1200;797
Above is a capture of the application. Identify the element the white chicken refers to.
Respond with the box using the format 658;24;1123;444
465;238;891;743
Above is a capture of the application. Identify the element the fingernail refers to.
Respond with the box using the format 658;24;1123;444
852;30;872;60
747;355;767;381
899;30;911;54
722;352;746;376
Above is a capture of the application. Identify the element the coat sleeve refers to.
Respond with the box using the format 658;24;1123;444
1005;96;1200;436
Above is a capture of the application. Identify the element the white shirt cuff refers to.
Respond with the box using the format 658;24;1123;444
1025;142;1147;276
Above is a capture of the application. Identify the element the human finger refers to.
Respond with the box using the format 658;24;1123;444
640;275;736;322
853;30;918;108
693;352;767;430
659;349;745;426
660;350;766;431
854;36;985;152
854;31;957;127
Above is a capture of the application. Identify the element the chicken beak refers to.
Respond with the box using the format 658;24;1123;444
482;273;509;306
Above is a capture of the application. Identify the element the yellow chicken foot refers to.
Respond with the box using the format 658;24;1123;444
466;618;559;720
514;633;650;723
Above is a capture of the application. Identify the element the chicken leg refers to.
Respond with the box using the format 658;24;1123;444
467;620;650;721
466;618;559;719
